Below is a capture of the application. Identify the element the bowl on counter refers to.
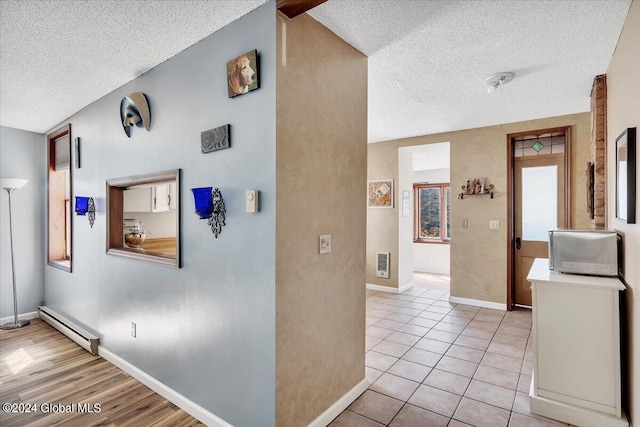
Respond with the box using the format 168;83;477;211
124;231;146;248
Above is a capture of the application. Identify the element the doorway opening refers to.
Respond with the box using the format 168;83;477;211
507;127;571;309
400;142;451;292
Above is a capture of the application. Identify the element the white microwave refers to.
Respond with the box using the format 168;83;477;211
548;229;619;277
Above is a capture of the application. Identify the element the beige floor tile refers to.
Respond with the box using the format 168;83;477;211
366;350;399;371
454;334;490;351
409;317;439;328
408;384;462;417
348;390;404;425
453;397;510;427
433;321;466;335
468;319;500;332
509;411;568;427
464;379;515;410
461;326;495;340
448;308;477;319
474;364;520;389
497;324;531;339
415;297;438;304
402;348;443;367
366;326;394;340
372;340;412;358
368;309;392;318
387;359;432;382
375;319;408;331
397;323;430;337
440;315;472;326
394;307;423;316
365;336;383;350
329;409;384;426
426;329;459;343
445;344;485;363
435;355;479;378
403;302;430;310
424;368;471;395
414;337;452;354
365;366;384;384
386;313;415;323
492;332;528;348
452;304;480;313
481;352;523;373
389;404;450;427
448;420;473;427
487;341;526;359
517;374;532;393
366;316;381;327
425;305;453;315
417;311;446;321
520;359;533;375
432;300;457;309
386;331;421;347
511;392;567;426
370;373;420;401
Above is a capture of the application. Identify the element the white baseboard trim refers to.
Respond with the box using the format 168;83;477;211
99;347;232;427
367;282;414;294
308;378;369;427
448;296;506;311
0;310;39;325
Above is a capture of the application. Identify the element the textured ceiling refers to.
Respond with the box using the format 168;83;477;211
0;0;632;142
309;0;631;142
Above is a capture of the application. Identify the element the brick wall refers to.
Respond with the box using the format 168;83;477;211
590;75;607;228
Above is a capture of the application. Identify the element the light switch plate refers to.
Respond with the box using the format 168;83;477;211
131;322;136;338
319;235;331;254
246;190;259;213
490;220;500;229
461;219;469;229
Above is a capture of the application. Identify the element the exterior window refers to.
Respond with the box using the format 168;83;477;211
414;183;450;243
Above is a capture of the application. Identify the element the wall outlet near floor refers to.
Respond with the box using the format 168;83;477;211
319;234;331;254
461;219;469;229
490;220;500;229
131;322;136;338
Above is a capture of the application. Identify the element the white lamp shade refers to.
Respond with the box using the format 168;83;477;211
0;179;28;190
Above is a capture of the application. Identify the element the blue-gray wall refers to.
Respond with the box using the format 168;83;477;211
44;3;276;425
0;126;45;320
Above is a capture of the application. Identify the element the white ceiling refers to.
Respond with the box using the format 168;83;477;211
0;0;631;143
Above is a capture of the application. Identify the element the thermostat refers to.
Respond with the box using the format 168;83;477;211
246;190;259;213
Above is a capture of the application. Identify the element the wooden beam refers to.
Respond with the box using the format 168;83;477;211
277;0;328;18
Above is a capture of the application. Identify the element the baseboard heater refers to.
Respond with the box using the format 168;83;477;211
38;306;99;355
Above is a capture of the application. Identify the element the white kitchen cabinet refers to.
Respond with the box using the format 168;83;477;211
169;182;177;210
152;184;170;212
527;258;628;427
123;187;152;212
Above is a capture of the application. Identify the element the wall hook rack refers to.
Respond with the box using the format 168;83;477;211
459;178;494;199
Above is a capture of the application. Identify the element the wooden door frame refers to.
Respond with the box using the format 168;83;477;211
507;126;571;310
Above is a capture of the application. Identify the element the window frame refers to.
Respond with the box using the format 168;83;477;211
413;182;450;244
47;124;73;272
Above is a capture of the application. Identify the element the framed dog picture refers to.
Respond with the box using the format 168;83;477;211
368;179;394;208
227;49;259;98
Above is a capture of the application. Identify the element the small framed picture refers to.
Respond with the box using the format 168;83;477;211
368;179;394;208
227;49;259;98
615;127;636;223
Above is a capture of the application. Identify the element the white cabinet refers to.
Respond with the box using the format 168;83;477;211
124;184;174;213
152;184;170;212
527;258;628;427
123;187;152;212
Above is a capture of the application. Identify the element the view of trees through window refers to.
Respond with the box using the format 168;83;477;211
415;183;450;242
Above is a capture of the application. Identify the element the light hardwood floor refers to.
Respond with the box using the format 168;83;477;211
0;318;204;427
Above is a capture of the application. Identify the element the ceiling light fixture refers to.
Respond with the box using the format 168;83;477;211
486;72;515;93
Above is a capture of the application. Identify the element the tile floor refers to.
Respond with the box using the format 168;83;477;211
330;286;570;427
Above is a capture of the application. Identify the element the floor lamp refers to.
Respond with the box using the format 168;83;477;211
1;178;30;330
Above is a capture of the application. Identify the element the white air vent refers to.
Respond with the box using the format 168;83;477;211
376;252;390;278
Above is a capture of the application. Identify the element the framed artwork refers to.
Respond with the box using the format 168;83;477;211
368;179;393;208
227;49;259;98
616;127;636;223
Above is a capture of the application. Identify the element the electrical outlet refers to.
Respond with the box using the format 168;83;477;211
461;219;469;229
131;322;136;338
319;235;331;254
490;220;500;229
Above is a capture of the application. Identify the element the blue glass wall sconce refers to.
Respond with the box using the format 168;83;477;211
191;187;226;238
75;196;96;228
